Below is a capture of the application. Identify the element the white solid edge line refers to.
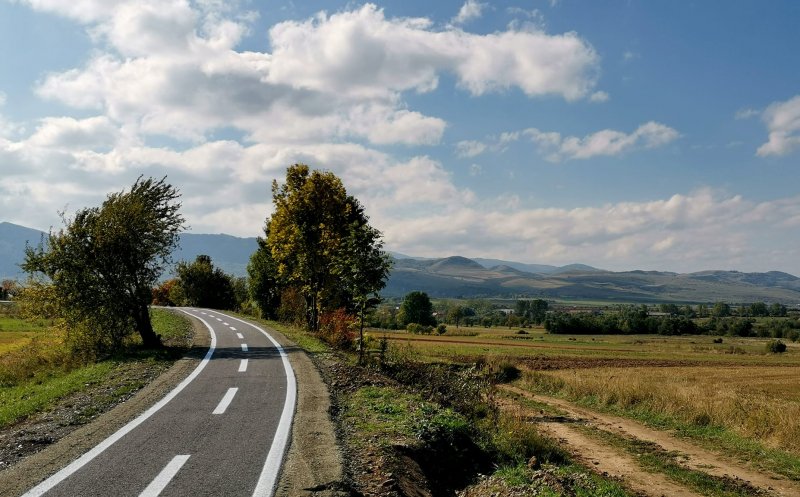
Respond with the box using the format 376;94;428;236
220;313;297;497
212;387;239;415
237;333;244;339
138;454;191;497
21;309;217;497
239;359;248;372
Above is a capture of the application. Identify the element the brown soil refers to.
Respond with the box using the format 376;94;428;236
503;385;800;497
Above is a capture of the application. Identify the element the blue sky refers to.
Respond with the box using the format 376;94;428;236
1;0;799;274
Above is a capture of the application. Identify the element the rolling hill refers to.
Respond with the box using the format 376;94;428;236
3;221;800;303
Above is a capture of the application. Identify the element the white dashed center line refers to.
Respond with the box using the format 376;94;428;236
241;343;248;352
236;333;244;339
212;388;238;415
138;454;190;497
229;327;237;331
238;359;248;372
223;322;229;326
216;318;222;322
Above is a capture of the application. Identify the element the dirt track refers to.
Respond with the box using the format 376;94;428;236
503;385;799;497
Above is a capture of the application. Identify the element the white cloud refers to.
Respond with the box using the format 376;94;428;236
452;0;487;25
378;188;800;273
469;164;483;176
589;91;609;103
455;140;487;158
756;95;800;156
735;107;759;120
525;121;680;161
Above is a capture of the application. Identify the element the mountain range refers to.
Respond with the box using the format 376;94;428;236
3;222;800;303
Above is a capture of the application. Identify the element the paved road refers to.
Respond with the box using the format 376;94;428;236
22;309;296;497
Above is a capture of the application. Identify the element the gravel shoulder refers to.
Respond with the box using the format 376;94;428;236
0;310;344;497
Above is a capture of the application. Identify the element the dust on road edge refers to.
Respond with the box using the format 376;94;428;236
0;310;344;497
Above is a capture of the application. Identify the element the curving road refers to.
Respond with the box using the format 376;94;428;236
21;309;296;497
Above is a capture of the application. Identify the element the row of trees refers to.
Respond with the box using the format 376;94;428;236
543;305;800;338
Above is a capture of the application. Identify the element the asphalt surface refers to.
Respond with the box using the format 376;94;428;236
21;309;296;497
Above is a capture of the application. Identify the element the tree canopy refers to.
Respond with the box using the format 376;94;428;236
23;176;184;352
400;291;436;327
250;164;391;332
175;254;236;310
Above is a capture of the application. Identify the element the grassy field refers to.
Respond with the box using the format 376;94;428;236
367;325;800;485
0;307;191;429
368;326;800;365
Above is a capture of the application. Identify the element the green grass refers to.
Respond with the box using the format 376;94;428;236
0;309;194;429
151;308;194;346
580;426;764;497
491;463;633;496
0;361;117;427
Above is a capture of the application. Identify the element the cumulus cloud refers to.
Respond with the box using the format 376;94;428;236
525;121;679;161
377;188;800;273
455;140;487;158
756;95;800;156
452;0;487;25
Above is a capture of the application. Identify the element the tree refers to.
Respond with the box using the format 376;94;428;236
175;255;235;309
447;305;464;328
23;177;184;351
333;219;392;363
400;291;436;327
769;303;787;317
711;302;731;318
259;164;389;331
248;236;282;319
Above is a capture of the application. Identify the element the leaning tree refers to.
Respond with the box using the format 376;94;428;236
23;176;184;352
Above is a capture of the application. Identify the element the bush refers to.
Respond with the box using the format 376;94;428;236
766;339;787;354
712;337;723;344
436;324;447;335
407;323;434;335
318;308;355;349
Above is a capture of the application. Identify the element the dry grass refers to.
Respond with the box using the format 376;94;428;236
523;366;800;454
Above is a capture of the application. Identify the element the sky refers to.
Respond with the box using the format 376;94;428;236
1;0;800;274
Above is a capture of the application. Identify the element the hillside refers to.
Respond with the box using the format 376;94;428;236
384;256;800;303
3;222;800;303
0;222;257;279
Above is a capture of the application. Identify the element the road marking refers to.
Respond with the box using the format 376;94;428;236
241;343;248;352
138;455;190;497
239;359;248;372
21;310;217;497
216;318;223;322
219;312;297;497
201;312;207;315
223;322;229;326
230;326;237;331
208;314;215;318
237;332;244;339
213;387;238;415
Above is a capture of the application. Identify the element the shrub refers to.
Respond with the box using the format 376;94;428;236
318;308;355;349
766;339;787;354
407;323;433;335
436;324;447;335
712;337;723;344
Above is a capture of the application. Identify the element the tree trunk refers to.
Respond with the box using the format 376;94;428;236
134;304;161;348
358;300;365;365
